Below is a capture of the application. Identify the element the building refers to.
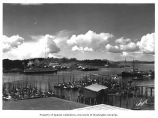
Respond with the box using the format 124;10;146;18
78;83;108;105
49;62;61;68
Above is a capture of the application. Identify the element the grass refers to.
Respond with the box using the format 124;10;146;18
3;97;88;110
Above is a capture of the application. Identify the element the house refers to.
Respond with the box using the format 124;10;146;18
48;63;61;68
79;83;108;105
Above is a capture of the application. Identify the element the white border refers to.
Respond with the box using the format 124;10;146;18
0;0;157;118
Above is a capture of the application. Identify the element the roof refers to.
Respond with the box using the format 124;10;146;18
74;104;129;110
85;83;108;92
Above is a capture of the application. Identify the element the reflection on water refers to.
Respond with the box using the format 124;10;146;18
3;64;154;98
3;64;154;91
3;68;123;91
3;64;154;109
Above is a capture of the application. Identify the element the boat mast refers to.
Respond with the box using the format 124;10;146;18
133;58;135;72
44;36;49;59
124;57;126;71
45;38;47;58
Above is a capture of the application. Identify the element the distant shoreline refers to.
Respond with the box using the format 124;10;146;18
3;58;154;73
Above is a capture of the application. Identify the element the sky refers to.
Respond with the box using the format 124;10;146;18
3;3;155;61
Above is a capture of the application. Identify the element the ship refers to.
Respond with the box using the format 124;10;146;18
121;59;144;80
77;65;98;71
121;70;143;79
23;59;58;74
24;67;57;74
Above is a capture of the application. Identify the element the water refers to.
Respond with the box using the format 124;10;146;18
3;64;154;109
2;70;110;92
3;64;154;90
136;64;154;71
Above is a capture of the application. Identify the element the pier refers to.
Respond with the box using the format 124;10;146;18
3;70;155;110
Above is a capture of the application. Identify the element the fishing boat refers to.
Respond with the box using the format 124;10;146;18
23;36;59;74
121;70;143;78
24;66;57;74
78;65;98;71
121;59;143;80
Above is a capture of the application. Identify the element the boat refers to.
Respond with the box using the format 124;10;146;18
121;70;143;78
77;65;98;71
24;67;57;74
23;58;58;74
81;67;98;71
121;59;143;80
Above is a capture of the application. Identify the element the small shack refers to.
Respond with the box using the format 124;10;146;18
78;83;108;105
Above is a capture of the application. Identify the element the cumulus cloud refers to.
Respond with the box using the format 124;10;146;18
84;47;93;52
72;45;93;52
105;44;121;53
3;34;60;59
67;30;113;51
137;33;155;54
30;34;60;56
122;52;128;56
105;42;139;53
53;30;70;47
106;32;155;56
115;37;131;45
120;42;139;52
2;35;24;53
3;31;155;60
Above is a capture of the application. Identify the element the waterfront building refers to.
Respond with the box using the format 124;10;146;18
79;83;108;105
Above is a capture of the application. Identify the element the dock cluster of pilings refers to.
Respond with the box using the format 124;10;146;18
3;73;154;110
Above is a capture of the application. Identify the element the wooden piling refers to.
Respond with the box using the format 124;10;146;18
120;94;122;107
150;87;153;97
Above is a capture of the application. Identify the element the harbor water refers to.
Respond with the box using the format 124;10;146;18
3;64;154;108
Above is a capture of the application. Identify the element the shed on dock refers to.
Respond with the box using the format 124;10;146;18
79;83;108;105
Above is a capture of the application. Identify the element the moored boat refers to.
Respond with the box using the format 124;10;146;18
24;67;57;74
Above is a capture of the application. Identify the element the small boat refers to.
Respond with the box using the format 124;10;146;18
77;65;98;71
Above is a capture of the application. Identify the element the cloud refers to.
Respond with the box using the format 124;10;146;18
30;34;60;55
84;47;93;52
120;42;139;52
2;35;24;53
53;30;71;47
105;41;139;53
137;33;155;54
46;35;60;54
72;45;93;52
67;30;113;51
105;44;121;53
122;52;128;57
106;32;155;57
31;31;70;48
115;37;131;45
3;31;155;60
3;34;60;59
